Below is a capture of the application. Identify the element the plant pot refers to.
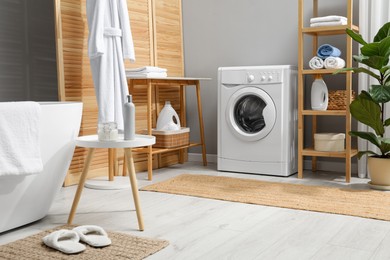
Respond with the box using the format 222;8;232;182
367;157;390;190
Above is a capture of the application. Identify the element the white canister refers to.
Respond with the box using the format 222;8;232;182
314;133;345;152
311;75;329;110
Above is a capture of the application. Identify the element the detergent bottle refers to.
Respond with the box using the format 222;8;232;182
311;75;328;110
156;101;181;131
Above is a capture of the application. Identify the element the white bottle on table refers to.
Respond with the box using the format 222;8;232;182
123;95;135;140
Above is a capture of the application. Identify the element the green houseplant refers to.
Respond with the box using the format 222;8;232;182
337;22;390;188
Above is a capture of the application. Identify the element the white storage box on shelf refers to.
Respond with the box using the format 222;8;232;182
314;133;345;152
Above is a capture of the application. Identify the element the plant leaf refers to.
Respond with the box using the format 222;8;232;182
385;118;390;126
370;85;390;103
357;151;378;159
347;28;368;45
374;22;390;42
353;54;369;62
378;137;390;144
349;95;384;136
361;42;380;56
359;90;375;102
349;131;382;148
379;37;390;58
380;141;390;156
381;65;390;74
359;55;388;70
333;67;381;82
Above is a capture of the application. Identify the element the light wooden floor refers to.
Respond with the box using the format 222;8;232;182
1;162;390;260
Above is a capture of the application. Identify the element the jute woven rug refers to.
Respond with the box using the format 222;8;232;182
0;225;168;260
141;174;390;221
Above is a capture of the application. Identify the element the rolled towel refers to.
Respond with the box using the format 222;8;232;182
310;20;347;27
309;56;324;70
310;15;347;24
317;44;341;59
324;57;345;69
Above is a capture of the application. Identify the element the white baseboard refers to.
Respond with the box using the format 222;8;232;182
188;153;217;163
188;153;358;174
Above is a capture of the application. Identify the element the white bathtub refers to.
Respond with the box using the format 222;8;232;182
0;102;82;233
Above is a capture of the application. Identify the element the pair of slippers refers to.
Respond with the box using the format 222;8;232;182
42;225;111;254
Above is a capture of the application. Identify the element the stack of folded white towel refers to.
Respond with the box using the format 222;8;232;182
309;44;345;70
310;15;347;27
126;66;167;78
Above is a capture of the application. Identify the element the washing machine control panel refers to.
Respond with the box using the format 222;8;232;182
245;70;282;84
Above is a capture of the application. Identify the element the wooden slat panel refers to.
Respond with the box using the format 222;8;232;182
153;0;184;167
153;0;183;76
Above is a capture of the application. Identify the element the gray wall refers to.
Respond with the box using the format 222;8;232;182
182;0;359;160
0;0;58;102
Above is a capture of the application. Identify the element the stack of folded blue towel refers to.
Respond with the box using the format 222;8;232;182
309;44;345;70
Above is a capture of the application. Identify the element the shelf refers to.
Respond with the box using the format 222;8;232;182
298;0;356;182
302;148;358;158
302;110;347;116
132;142;202;155
302;24;359;36
301;69;347;75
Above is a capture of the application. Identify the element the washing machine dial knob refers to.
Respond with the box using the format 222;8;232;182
268;75;273;81
247;74;255;82
261;76;266;81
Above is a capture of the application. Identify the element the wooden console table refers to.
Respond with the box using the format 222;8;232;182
128;77;210;180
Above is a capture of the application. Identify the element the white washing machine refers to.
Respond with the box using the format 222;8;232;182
217;65;298;176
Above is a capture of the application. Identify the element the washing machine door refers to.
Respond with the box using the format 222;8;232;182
226;86;276;141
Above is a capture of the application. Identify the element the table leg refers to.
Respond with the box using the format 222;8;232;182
122;152;128;176
124;148;144;231
147;79;153;180
195;81;207;166
108;148;114;181
67;148;95;224
179;85;186;164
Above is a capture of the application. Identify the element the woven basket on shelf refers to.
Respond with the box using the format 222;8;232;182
141;127;190;148
327;90;356;110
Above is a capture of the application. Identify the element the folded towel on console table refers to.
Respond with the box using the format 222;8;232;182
310;15;347;23
125;66;167;73
324;57;346;69
310;20;347;27
317;44;341;59
126;72;168;78
309;56;324;70
0;102;43;176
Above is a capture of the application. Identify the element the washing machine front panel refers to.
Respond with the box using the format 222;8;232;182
226;87;276;141
217;66;298;176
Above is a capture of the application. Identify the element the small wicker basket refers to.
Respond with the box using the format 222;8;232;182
141;127;190;148
327;90;356;110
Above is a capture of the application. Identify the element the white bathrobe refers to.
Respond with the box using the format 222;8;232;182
86;0;135;130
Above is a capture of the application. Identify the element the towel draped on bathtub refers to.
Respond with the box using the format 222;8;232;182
0;102;43;176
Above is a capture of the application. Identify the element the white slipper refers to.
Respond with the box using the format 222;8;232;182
73;225;111;248
42;229;86;254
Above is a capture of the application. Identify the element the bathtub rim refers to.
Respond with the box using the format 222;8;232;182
38;101;82;106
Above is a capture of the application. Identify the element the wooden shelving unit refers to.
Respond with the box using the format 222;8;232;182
298;0;357;182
